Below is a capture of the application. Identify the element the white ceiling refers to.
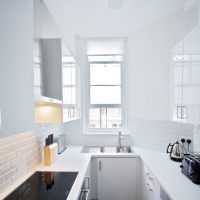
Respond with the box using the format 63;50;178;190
44;0;199;37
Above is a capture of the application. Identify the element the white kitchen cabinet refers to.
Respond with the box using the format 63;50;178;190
97;157;137;200
41;38;62;100
140;161;160;200
79;162;91;200
171;26;200;125
40;38;81;122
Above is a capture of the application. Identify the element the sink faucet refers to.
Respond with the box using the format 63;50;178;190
118;131;124;149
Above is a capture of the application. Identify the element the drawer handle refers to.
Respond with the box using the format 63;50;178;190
99;160;102;171
146;172;153;180
146;182;154;192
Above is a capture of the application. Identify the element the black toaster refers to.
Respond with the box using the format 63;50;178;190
181;154;200;184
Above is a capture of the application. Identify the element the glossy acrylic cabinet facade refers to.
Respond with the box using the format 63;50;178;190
40;38;81;122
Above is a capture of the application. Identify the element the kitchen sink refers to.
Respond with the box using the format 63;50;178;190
80;146;134;154
80;146;101;153
100;146;133;153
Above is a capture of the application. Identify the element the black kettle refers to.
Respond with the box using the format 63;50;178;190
167;141;183;162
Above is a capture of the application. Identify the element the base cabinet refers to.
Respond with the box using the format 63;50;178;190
89;157;171;200
140;161;160;200
94;157;137;200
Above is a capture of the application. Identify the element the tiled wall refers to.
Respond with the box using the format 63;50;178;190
193;125;200;152
0;124;62;194
129;119;194;152
63;119;133;146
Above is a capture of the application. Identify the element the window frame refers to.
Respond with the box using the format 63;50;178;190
83;39;127;134
33;56;42;96
62;56;78;121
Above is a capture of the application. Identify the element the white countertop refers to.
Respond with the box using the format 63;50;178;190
0;146;91;200
1;146;200;200
135;147;200;200
41;146;91;200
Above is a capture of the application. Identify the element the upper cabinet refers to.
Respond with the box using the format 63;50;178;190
33;0;81;123
41;38;62;100
40;38;81;122
171;24;200;125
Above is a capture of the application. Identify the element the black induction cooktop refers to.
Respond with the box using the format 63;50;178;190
4;171;78;200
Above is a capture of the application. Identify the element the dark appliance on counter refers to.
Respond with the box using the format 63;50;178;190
4;171;78;200
181;154;200;184
167;141;183;162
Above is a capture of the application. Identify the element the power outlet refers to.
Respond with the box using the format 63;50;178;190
179;136;193;153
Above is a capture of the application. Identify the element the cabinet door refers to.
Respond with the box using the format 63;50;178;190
41;38;62;100
172;36;200;125
140;162;160;200
97;158;137;200
40;38;81;122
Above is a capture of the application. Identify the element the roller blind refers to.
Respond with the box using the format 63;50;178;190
86;38;125;55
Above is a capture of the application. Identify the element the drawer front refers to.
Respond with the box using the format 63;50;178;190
144;164;160;200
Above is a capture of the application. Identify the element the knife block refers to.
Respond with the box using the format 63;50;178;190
44;143;58;166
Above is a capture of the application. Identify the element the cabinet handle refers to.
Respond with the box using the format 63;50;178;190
99;160;102;171
146;172;154;180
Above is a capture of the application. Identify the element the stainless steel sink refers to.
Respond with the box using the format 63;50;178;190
100;146;133;153
80;146;101;153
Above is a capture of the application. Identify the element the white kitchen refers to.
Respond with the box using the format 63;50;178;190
0;0;200;200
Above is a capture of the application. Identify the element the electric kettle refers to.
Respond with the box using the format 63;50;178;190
167;141;183;162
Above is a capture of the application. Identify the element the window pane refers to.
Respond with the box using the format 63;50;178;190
88;55;123;62
63;87;76;104
101;108;107;128
90;64;121;85
183;66;200;85
107;108;122;128
174;67;182;85
63;108;76;122
90;86;121;104
89;108;122;129
34;67;41;86
34;87;41;96
62;67;76;85
62;56;76;63
89;108;100;128
33;56;41;63
62;63;76;67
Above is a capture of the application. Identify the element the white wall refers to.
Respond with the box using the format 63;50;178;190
0;0;34;137
63;119;133;146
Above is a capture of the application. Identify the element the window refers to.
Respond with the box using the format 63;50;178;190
84;38;127;133
62;55;77;121
33;56;41;96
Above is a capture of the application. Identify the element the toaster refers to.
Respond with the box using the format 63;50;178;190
181;154;200;184
55;135;66;154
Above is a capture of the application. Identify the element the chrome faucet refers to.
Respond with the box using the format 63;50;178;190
118;131;124;150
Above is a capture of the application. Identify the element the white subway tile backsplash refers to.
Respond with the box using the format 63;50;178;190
0;162;10;175
4;168;17;182
129;119;195;152
0;156;4;166
193;125;200;152
0;174;4;186
0;123;62;195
